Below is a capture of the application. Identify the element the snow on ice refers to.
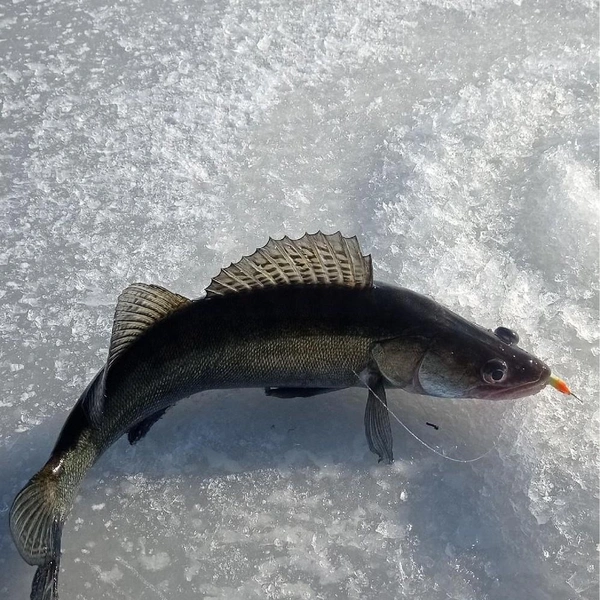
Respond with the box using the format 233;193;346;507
0;0;597;599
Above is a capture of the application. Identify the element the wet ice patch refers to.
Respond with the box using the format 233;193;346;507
139;551;171;572
96;565;123;584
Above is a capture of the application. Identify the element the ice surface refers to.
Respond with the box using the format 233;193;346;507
0;0;597;599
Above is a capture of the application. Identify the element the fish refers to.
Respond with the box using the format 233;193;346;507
10;231;575;600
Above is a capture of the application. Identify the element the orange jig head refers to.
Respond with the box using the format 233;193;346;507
548;374;581;401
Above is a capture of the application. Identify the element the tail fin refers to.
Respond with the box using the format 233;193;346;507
10;465;64;565
31;554;61;600
10;464;65;600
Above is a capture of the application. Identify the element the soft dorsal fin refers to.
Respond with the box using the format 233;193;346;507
107;283;191;370
205;231;372;298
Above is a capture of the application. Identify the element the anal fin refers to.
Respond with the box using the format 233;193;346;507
264;387;344;399
127;408;169;445
364;374;394;464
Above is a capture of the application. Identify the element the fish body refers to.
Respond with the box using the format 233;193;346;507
102;282;548;429
10;232;555;600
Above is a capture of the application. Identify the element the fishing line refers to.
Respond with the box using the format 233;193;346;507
353;371;494;464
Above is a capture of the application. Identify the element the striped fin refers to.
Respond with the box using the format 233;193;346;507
10;469;63;600
10;469;63;566
107;283;191;370
205;231;372;298
364;374;394;464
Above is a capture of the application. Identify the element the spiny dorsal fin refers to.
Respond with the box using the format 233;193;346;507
205;231;372;298
107;283;191;370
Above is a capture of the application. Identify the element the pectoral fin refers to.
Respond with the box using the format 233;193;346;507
364;374;394;464
264;387;344;398
127;408;169;445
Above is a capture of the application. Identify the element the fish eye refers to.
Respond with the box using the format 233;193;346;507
494;326;519;345
482;359;508;384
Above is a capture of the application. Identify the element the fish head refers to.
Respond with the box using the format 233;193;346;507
373;324;551;400
413;325;551;400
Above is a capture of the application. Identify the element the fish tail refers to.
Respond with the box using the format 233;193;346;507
30;542;61;600
10;461;67;600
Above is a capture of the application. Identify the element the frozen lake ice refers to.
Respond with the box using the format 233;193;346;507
1;0;597;599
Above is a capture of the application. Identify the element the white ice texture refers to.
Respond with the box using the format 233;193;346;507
0;0;597;599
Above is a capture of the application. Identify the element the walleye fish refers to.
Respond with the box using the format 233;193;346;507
10;232;575;600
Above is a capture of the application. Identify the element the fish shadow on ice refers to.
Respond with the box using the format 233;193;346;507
2;387;534;599
391;393;563;600
2;388;375;597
